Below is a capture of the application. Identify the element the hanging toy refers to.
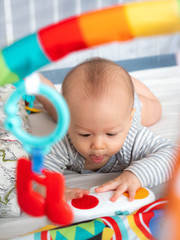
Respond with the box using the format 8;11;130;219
4;73;73;225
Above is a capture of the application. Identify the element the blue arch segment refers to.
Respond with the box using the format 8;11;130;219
2;33;50;80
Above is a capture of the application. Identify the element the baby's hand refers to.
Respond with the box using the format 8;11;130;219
65;187;89;202
95;171;141;202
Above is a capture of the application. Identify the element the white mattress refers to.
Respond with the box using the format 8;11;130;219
0;66;180;240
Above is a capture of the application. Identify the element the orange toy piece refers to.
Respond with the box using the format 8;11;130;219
161;149;180;240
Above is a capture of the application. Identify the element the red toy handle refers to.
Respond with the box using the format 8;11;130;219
16;158;73;226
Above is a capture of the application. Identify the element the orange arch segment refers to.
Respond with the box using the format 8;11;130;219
78;5;134;47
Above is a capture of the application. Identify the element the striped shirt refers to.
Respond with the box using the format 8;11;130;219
44;93;177;188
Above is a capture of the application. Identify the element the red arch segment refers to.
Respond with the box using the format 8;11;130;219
38;17;88;61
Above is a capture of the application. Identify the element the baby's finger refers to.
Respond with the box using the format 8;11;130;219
74;192;84;199
82;190;89;195
110;186;127;202
128;189;136;201
74;189;89;198
95;181;117;193
65;188;89;201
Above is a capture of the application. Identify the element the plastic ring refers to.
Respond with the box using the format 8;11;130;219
4;82;70;154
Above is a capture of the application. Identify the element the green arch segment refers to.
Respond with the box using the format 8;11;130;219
177;0;180;15
0;51;19;86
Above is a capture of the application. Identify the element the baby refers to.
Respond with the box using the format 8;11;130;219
37;57;176;202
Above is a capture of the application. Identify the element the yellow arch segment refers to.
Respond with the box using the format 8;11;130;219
125;0;180;37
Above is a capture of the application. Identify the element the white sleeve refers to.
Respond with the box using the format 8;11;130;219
125;127;178;187
43;136;72;173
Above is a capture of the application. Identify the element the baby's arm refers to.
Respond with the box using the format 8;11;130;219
36;73;58;122
95;171;141;202
131;76;162;126
96;128;177;202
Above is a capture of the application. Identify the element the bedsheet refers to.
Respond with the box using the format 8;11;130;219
0;65;180;240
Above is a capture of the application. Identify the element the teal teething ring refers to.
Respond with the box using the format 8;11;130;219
4;81;70;155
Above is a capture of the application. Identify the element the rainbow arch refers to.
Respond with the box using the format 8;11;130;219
0;0;180;86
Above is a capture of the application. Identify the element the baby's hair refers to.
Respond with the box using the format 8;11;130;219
62;57;134;109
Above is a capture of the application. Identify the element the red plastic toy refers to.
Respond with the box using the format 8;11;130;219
16;157;73;226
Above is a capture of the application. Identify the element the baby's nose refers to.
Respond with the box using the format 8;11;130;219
91;137;105;150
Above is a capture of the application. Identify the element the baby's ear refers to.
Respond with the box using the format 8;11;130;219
130;108;136;121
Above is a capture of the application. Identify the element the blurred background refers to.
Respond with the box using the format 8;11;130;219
0;0;180;70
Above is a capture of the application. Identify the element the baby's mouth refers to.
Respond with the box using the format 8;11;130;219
90;155;105;163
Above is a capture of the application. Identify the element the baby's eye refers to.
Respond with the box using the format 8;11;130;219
79;134;91;137
106;133;117;136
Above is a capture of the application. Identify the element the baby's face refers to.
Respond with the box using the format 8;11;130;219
67;89;134;171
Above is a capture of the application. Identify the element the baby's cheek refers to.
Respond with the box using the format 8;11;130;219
73;139;87;155
111;139;125;154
